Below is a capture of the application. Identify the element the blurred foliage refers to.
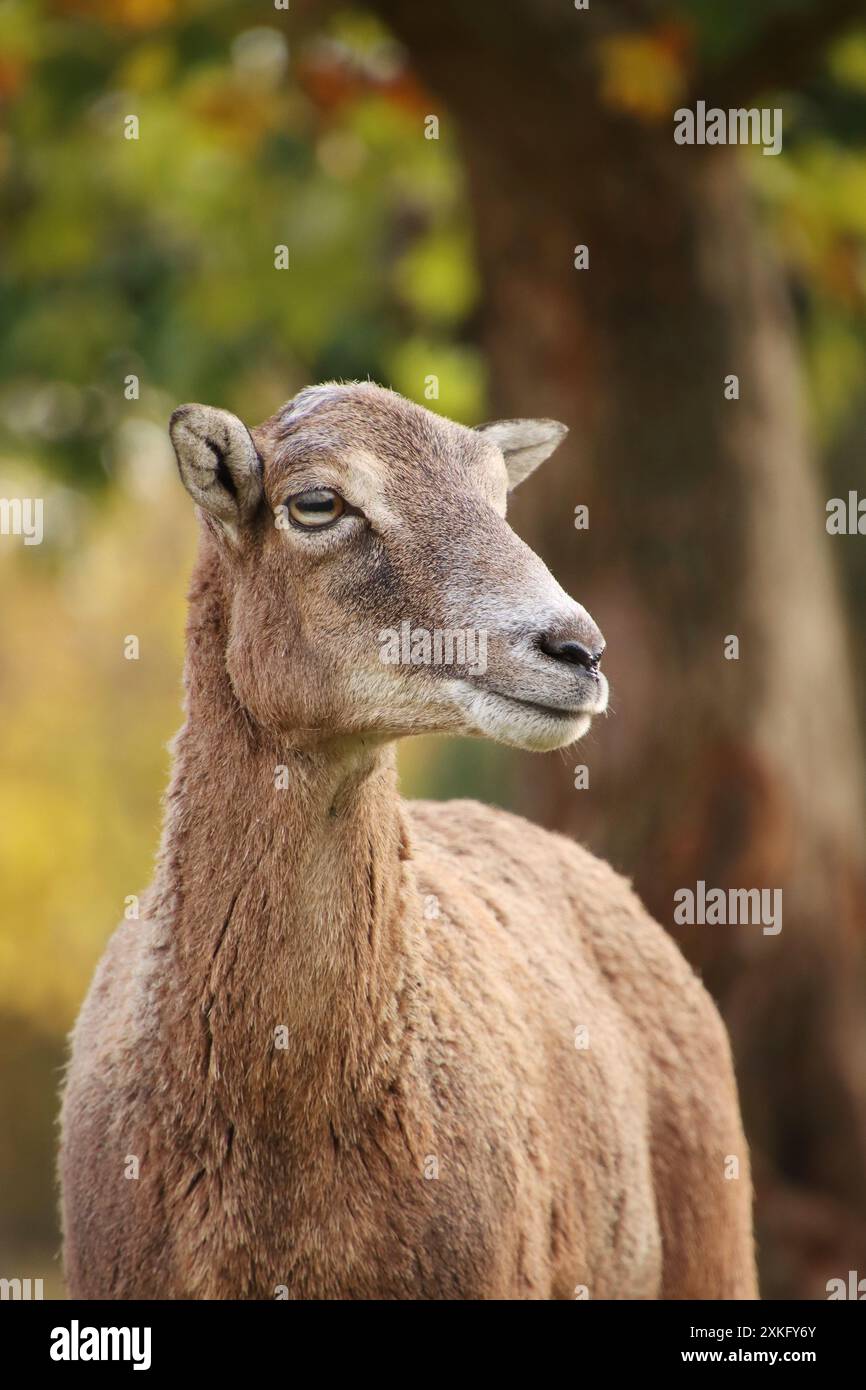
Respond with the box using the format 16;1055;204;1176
3;0;866;1278
0;0;484;494
672;0;810;65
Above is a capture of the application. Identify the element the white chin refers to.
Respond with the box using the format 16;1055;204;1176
452;685;595;752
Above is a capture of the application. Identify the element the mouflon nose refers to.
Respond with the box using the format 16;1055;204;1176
539;631;605;672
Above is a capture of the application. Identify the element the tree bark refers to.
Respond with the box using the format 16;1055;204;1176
372;0;866;1297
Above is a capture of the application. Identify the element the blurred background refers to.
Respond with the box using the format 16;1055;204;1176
2;0;866;1300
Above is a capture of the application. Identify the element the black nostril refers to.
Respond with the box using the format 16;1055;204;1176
540;636;604;671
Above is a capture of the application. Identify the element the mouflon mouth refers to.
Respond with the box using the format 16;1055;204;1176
482;690;605;720
450;673;609;751
478;671;609;720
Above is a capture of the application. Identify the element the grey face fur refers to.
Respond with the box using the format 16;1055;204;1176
170;381;607;753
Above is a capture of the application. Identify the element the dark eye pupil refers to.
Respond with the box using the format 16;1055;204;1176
287;488;345;528
302;492;335;513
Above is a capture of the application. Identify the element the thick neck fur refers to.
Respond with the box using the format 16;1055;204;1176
148;543;421;1141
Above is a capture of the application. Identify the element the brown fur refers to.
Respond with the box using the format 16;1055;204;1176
59;384;756;1299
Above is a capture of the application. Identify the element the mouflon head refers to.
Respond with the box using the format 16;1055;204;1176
169;382;607;752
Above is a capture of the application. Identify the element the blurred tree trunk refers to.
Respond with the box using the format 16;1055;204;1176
372;0;866;1296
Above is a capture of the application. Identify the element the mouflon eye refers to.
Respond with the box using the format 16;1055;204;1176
287;488;345;529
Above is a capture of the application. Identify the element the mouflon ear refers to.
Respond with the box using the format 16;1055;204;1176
169;404;263;537
476;417;569;491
